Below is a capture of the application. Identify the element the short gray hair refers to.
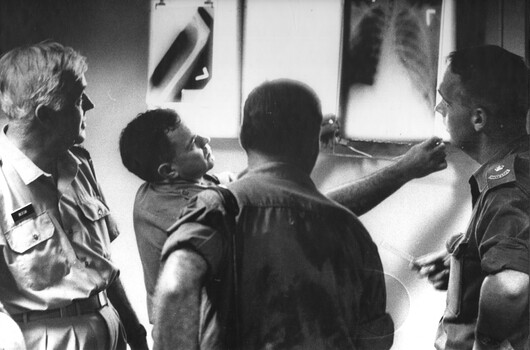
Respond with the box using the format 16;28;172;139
0;41;87;121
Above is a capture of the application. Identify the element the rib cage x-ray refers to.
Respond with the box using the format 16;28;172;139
340;0;442;141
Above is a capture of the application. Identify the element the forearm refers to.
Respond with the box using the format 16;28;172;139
107;275;148;349
475;271;528;345
326;136;446;215
152;250;206;350
325;161;410;216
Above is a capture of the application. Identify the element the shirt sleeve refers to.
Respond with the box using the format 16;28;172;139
161;190;229;279
478;187;529;274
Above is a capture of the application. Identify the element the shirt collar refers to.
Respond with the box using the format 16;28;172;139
0;125;80;185
243;161;317;190
471;135;529;194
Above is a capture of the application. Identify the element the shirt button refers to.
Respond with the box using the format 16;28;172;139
32;234;39;240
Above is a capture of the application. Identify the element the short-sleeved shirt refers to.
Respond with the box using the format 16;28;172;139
163;161;394;349
438;136;529;350
0;127;120;315
133;174;221;321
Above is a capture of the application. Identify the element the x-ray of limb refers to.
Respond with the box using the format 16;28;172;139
149;7;214;103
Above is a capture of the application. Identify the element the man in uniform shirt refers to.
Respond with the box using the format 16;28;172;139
153;79;397;349
119;108;447;328
413;45;529;350
0;42;148;349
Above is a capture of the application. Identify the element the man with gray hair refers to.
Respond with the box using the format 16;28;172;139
0;41;148;350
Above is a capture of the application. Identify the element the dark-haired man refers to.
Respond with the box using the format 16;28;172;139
119;109;232;330
0;42;148;350
119;107;446;334
413;45;529;350
153;80;398;349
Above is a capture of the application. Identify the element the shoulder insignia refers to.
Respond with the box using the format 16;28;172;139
487;166;511;180
485;155;516;188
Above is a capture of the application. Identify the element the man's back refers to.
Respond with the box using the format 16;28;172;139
228;161;392;349
155;79;393;350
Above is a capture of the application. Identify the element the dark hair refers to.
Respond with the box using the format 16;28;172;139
447;45;529;128
119;109;181;182
240;79;322;159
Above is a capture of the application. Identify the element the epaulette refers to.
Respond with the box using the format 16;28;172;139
483;153;517;190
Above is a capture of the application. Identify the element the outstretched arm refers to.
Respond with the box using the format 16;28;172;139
325;137;447;215
473;269;528;350
152;249;207;350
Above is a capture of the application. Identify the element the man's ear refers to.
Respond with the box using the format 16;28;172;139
34;104;54;127
157;162;179;180
471;107;488;132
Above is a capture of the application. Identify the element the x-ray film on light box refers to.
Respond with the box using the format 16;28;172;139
147;0;240;138
339;0;453;142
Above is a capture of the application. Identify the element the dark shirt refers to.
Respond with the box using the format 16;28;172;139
163;161;393;349
133;175;220;321
437;136;530;350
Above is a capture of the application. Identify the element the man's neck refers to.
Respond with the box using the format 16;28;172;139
468;133;525;164
6;123;62;174
246;151;312;175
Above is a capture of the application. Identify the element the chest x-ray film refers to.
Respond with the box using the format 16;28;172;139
147;0;241;138
339;0;444;142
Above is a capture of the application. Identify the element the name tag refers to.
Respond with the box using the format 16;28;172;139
11;203;36;224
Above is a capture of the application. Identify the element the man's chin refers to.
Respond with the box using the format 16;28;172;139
75;131;86;145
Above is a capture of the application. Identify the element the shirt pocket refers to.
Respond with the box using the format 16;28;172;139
4;211;70;291
445;233;469;318
76;192;118;244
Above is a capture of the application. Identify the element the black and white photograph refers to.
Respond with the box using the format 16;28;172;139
0;0;528;349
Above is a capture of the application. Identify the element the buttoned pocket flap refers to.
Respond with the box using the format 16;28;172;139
78;195;110;221
4;212;54;254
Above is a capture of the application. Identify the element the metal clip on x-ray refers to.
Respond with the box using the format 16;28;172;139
320;115;374;158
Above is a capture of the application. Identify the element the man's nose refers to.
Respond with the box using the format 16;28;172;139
195;135;210;147
82;93;94;112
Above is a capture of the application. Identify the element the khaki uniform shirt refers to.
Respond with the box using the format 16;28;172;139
0;127;119;315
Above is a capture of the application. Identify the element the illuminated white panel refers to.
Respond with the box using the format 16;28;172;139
242;0;342;116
